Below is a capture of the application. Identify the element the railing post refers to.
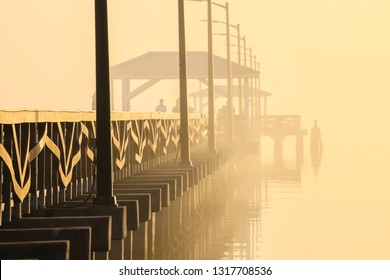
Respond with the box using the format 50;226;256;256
93;0;117;206
3;125;13;222
29;123;39;210
0;124;3;225
20;123;31;215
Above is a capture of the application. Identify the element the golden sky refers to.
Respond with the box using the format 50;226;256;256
1;0;389;129
1;0;390;259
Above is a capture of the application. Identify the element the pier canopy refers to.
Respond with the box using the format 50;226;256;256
110;51;259;111
111;51;259;80
189;86;272;98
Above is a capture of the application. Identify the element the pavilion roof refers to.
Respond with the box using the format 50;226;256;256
111;51;259;80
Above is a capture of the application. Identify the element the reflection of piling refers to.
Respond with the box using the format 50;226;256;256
310;120;323;170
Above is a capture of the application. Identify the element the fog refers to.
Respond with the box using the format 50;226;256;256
2;1;390;124
1;0;390;259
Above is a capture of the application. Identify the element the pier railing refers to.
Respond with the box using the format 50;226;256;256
260;115;301;129
0;111;208;225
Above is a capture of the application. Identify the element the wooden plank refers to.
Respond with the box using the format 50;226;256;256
0;240;70;260
0;227;91;260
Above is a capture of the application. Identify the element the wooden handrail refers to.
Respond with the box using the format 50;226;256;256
0;110;203;124
260;115;300;128
0;111;208;225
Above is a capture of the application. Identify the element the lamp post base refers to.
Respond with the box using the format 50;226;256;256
93;195;118;207
180;160;193;167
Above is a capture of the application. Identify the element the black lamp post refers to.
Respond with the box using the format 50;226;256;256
187;0;217;153
93;0;117;206
213;2;234;144
206;0;217;153
216;26;244;119
230;24;242;116
178;0;193;166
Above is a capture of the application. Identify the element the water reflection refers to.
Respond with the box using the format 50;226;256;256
161;129;390;259
165;149;303;260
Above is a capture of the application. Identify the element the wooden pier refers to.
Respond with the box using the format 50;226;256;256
0;110;236;260
260;115;307;160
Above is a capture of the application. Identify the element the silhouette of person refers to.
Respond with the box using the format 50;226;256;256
172;98;180;112
155;98;167;112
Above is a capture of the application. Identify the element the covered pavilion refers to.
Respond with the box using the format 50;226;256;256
189;86;271;115
110;51;261;113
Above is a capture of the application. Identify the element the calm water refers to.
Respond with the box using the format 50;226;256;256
166;124;390;260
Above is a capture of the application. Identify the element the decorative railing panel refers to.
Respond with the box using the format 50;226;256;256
0;111;207;224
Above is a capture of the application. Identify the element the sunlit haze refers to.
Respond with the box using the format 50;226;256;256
1;0;390;259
